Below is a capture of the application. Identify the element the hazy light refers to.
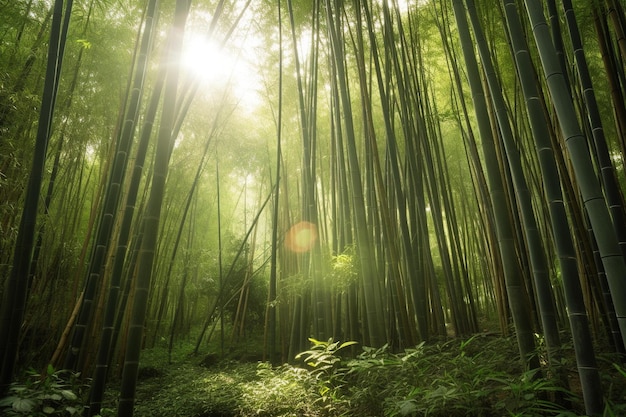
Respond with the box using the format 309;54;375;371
182;35;230;83
285;222;318;253
181;31;261;110
376;0;430;13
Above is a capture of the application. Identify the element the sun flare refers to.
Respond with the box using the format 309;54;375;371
182;35;231;82
181;31;261;110
285;222;319;253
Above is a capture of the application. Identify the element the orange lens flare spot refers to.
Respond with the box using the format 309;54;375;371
285;221;318;253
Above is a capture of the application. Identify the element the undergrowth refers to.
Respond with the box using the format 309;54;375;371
3;334;625;416
107;334;626;416
0;365;89;416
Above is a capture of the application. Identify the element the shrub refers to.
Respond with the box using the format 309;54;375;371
0;365;88;416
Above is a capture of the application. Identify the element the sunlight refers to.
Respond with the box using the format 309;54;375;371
285;222;318;253
397;0;409;13
181;34;229;83
296;29;313;65
377;0;430;13
181;30;261;110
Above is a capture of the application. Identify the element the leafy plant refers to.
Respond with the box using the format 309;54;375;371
339;335;581;417
489;368;577;416
295;338;357;378
87;334;621;416
602;363;626;417
295;338;358;415
0;365;88;416
239;362;319;416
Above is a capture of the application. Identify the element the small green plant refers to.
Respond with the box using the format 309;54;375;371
295;338;357;415
490;368;577;416
295;337;357;379
0;365;88;416
239;362;320;416
602;363;626;417
343;343;425;416
613;362;626;379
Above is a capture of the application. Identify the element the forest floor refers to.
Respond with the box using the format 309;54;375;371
98;332;626;417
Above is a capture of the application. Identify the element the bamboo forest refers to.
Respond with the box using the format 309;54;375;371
2;0;626;415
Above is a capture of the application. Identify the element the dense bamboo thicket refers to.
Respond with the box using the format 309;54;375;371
1;0;626;415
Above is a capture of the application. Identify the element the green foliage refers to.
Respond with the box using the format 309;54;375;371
75;39;92;49
239;363;320;416
295;338;357;375
0;365;88;416
94;334;626;416
107;359;323;417
295;338;358;415
602;362;626;417
328;248;358;290
294;335;585;417
487;369;577;416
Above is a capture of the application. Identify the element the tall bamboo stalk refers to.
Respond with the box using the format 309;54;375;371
265;0;283;364
452;0;538;369
325;0;385;347
505;2;608;412
465;0;563;380
87;3;161;414
64;0;157;371
562;0;626;260
525;0;626;353
117;1;190;415
0;0;73;393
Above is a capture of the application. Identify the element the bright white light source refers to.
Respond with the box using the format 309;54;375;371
182;34;230;82
181;31;260;110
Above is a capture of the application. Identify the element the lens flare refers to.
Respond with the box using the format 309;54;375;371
285;221;318;253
